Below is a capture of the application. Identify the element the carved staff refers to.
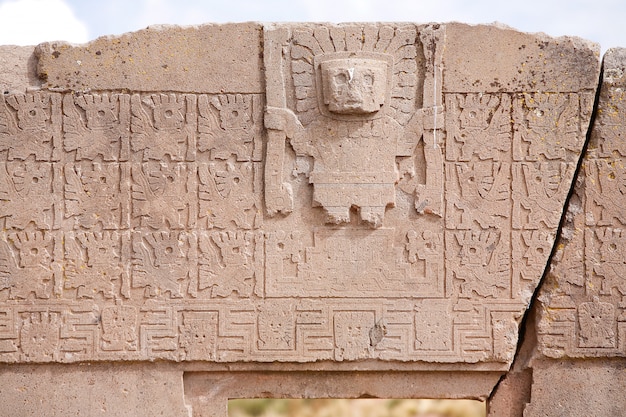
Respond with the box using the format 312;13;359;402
416;25;445;216
263;26;294;215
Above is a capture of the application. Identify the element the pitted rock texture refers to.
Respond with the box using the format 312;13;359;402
536;48;626;359
0;23;600;370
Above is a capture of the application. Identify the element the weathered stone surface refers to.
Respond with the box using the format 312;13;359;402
0;45;40;93
523;360;626;417
0;22;604;417
36;23;263;93
0;23;598;370
484;47;626;417
443;23;600;93
536;48;626;359
0;363;190;417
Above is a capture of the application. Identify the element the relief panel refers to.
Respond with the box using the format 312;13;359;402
513;93;583;161
0;231;61;300
0;24;597;368
131;231;196;298
512;161;575;230
197;230;259;298
445;230;510;299
131;93;197;161
197;161;261;230
63;94;130;161
64;162;130;230
445;161;511;230
0;162;61;230
130;161;197;229
445;93;511;162
64;231;130;299
0;93;61;161
197;94;264;162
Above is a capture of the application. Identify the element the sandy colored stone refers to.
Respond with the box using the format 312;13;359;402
0;363;190;417
36;23;263;93
484;47;626;417
486;368;532;416
0;45;40;93
0;22;607;417
523;360;626;416
535;48;626;359
443;23;600;93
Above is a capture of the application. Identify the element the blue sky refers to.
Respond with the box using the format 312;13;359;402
0;0;623;53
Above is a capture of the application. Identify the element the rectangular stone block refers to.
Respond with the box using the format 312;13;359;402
36;23;263;93
0;21;606;417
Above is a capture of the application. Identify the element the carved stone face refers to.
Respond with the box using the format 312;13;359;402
320;58;387;114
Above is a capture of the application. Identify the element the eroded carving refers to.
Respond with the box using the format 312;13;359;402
513;93;582;161
197;94;263;161
448;230;509;298
63;94;130;161
0;231;59;299
131;231;196;298
64;231;129;299
20;311;60;362
513;161;575;229
0;162;59;230
101;304;137;351
131;162;196;229
197;231;256;298
0;93;61;161
131;94;197;161
446;161;510;230
445;93;511;162
264;24;444;226
178;311;218;360
197;161;259;229
64;162;130;229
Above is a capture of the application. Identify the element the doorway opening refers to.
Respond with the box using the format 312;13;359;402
229;398;486;417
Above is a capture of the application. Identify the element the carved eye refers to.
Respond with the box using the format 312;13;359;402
468;111;477;119
609;243;618;251
334;72;348;85
165;246;174;254
164;109;174;118
97;110;106;117
29;109;37;117
535;109;544;117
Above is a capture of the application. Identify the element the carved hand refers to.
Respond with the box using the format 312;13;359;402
264;106;301;138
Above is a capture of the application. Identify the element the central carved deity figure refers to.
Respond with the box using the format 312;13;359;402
266;52;422;228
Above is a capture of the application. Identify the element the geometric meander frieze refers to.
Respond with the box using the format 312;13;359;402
0;23;597;366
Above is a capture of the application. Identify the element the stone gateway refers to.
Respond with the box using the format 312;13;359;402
1;22;623;417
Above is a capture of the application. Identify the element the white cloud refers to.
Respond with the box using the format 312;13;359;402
0;0;89;45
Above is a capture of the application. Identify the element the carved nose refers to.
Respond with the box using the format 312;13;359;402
346;84;361;101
